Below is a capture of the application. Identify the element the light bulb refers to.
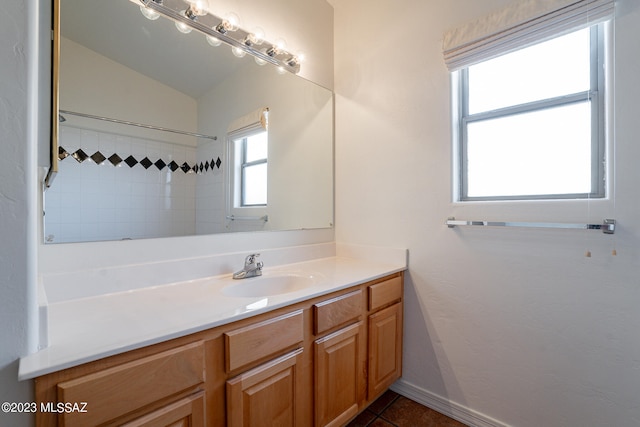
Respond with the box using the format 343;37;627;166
254;48;268;66
251;27;265;45
175;11;192;34
217;12;240;33
175;21;192;34
295;51;306;63
275;38;287;51
186;0;207;17
232;46;247;58
224;13;240;30
140;5;160;20
276;66;287;75
244;33;260;47
267;38;287;57
216;20;231;34
206;34;222;46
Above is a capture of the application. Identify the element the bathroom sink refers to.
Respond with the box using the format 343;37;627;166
221;272;321;298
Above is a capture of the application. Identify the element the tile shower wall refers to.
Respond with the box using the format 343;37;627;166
45;125;198;243
195;137;226;235
195;138;270;235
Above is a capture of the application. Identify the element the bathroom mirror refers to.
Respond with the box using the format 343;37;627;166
45;0;333;243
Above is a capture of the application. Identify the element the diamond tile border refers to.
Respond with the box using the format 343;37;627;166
58;146;221;174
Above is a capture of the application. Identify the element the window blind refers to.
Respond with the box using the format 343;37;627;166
443;0;614;71
227;107;269;139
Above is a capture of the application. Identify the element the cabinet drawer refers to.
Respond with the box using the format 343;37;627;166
57;341;205;426
313;290;362;335
225;310;304;372
368;276;402;311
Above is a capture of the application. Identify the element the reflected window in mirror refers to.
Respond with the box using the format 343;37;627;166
227;108;269;222
240;130;268;207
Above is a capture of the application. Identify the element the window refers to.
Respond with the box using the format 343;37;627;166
228;128;268;213
456;24;606;201
226;107;269;220
239;130;267;206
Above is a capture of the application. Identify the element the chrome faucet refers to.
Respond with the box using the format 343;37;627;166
232;253;264;279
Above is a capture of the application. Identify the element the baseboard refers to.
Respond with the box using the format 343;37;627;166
390;379;509;427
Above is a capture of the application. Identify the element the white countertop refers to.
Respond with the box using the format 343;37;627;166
19;254;405;380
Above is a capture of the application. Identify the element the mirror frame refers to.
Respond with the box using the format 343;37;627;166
45;0;61;188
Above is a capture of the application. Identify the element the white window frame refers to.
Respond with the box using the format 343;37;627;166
455;23;607;202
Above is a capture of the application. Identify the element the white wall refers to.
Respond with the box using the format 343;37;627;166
59;37;198;145
0;0;39;425
334;0;640;426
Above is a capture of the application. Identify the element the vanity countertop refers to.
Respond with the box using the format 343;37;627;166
19;254;406;380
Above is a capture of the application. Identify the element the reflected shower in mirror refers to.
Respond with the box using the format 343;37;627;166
45;0;333;243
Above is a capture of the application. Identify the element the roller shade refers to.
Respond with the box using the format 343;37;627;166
443;0;614;71
227;107;269;139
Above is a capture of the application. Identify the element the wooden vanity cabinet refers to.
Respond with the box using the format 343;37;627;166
34;272;403;427
226;348;305;427
314;322;366;427
36;341;207;427
224;310;306;427
313;290;366;427
367;276;404;401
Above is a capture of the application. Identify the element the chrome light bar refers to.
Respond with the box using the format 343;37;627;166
138;0;301;74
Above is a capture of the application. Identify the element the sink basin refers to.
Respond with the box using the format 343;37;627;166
221;272;321;298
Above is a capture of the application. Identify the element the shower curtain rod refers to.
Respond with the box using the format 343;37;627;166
59;110;218;141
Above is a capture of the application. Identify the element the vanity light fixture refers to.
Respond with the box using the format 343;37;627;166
137;0;302;74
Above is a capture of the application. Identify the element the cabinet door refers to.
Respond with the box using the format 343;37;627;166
368;302;403;400
314;322;365;427
226;348;304;427
122;391;205;427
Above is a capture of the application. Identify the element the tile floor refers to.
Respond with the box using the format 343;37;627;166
346;390;468;427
